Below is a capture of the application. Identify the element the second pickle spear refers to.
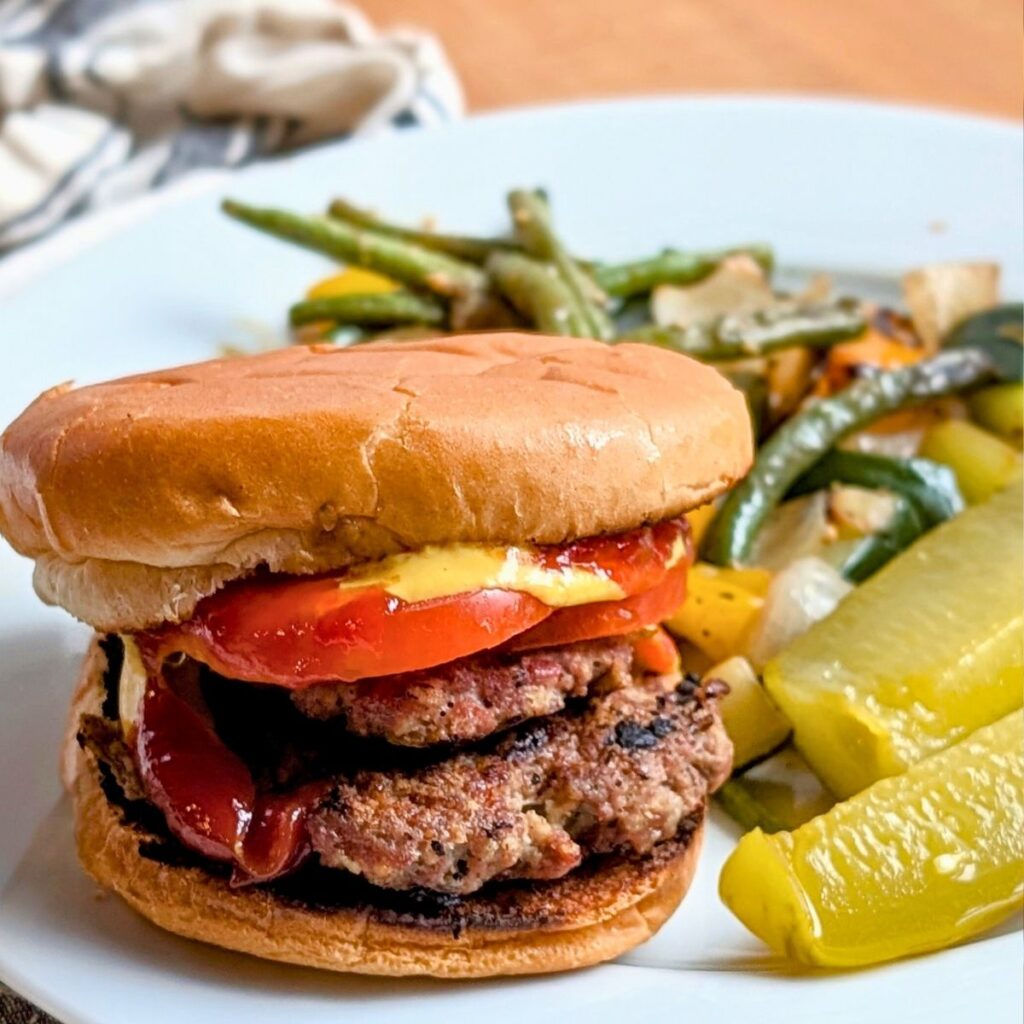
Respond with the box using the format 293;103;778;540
720;710;1024;967
764;482;1024;798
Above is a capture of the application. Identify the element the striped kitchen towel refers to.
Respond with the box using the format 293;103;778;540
0;0;463;254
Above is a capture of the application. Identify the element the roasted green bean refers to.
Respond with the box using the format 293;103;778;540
787;450;963;581
327;198;518;264
702;348;998;566
289;291;446;328
788;450;963;527
222;200;488;299
593;245;774;299
944;303;1023;382
486;251;589;336
507;190;614;340
624;299;865;359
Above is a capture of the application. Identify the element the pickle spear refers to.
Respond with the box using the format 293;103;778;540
719;711;1024;968
764;482;1023;798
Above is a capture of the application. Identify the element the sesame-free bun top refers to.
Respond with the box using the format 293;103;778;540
0;333;752;630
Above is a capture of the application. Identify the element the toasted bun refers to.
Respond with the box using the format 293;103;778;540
67;637;702;977
2;334;751;630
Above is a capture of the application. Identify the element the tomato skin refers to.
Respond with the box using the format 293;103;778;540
507;564;688;651
163;583;553;687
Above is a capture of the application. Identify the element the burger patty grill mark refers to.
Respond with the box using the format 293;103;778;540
308;672;731;896
290;637;636;747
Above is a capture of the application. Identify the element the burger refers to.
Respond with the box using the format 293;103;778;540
0;333;751;977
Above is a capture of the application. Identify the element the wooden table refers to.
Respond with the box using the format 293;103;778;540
363;0;1019;119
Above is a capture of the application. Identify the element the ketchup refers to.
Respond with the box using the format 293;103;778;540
134;674;323;885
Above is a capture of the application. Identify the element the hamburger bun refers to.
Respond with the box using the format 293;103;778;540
1;333;752;631
67;637;704;978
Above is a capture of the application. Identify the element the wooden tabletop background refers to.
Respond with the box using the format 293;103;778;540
364;0;1020;119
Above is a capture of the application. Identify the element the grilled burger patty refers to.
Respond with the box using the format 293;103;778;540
308;673;731;895
291;637;635;747
79;639;730;898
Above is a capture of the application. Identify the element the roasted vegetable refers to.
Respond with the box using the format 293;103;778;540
789;449;963;527
626;299;865;361
943;302;1023;382
327;198;518;263
222;200;488;299
649;255;774;328
665;563;770;662
592;245;774;299
748;492;829;571
720;710;1024;967
764;482;1023;798
902;262;1000;351
969;382;1024;440
745;556;852;668
715;747;835;835
705;656;791;772
920;418;1021;504
306;266;398;298
788;449;964;581
701;348;997;567
485;251;588;335
289;291;446;329
508;189;613;340
836;497;928;583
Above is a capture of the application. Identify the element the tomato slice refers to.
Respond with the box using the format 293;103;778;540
631;626;682;676
162;583;552;687
507;563;688;651
151;519;691;687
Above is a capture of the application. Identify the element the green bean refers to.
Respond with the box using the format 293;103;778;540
327;198;518;264
593;245;774;299
788;450;964;527
787;450;963;582
222;199;488;299
716;779;793;835
624;299;866;360
944;303;1023;382
726;370;770;442
289;291;446;328
701;348;998;567
507;190;614;340
486;251;589;336
838;496;927;583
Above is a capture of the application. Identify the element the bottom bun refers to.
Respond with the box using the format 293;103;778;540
67;636;704;978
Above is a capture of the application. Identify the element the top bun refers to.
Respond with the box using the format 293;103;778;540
0;334;751;630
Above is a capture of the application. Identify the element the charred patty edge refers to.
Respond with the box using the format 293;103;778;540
90;745;702;935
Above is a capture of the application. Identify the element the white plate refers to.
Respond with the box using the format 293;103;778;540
0;97;1021;1024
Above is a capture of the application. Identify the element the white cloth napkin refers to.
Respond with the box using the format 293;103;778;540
0;0;463;253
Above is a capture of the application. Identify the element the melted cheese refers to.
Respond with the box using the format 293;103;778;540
334;535;687;607
118;635;148;728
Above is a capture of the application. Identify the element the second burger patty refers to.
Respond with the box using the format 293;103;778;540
308;672;731;895
291;637;635;747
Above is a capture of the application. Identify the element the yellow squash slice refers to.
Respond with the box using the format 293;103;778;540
720;711;1024;967
706;656;791;771
666;563;770;663
765;482;1023;798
